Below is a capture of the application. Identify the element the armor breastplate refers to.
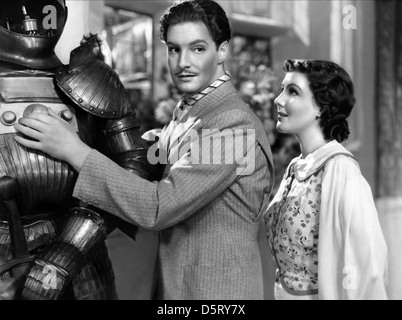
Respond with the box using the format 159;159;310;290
0;72;79;215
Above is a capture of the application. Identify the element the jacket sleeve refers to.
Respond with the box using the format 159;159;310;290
318;155;388;300
73;108;265;231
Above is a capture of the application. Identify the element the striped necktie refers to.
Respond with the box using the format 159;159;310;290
173;72;231;121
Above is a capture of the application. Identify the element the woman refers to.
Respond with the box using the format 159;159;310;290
265;59;388;300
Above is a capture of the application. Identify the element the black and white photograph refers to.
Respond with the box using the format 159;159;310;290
0;0;399;308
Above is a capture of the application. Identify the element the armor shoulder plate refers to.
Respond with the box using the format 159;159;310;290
55;35;132;119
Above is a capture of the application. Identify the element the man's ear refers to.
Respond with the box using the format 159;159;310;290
218;41;229;64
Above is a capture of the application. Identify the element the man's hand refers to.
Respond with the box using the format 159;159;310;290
14;108;91;172
81;31;113;67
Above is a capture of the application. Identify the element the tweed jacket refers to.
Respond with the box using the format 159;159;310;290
73;80;274;300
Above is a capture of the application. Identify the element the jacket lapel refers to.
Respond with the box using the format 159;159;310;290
186;81;238;121
293;140;356;181
166;81;238;164
168;119;198;162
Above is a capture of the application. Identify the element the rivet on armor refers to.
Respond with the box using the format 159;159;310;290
68;89;72;93
78;99;83;103
59;109;74;123
1;111;17;125
23;104;48;117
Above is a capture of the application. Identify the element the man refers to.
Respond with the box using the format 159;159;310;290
15;0;275;299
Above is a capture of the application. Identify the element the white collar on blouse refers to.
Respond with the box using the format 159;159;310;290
289;140;356;182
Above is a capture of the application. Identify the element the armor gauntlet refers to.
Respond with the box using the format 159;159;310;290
21;207;107;300
94;113;164;240
103;113;163;181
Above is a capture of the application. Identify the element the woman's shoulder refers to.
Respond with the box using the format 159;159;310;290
325;153;359;171
322;152;365;186
314;141;359;174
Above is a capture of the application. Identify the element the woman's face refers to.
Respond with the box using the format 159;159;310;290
274;72;321;136
166;21;228;98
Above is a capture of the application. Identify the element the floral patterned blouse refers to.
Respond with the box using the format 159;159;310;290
265;161;324;295
265;140;388;300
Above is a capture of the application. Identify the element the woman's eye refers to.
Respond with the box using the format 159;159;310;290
289;88;298;95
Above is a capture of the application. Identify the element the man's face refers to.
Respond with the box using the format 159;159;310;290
166;21;227;98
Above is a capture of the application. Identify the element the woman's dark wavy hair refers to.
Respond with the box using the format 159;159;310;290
159;0;232;49
283;59;355;143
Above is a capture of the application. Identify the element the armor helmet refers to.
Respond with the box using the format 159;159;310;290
0;0;68;69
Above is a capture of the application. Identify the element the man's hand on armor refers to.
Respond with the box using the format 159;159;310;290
81;31;113;68
13;108;91;172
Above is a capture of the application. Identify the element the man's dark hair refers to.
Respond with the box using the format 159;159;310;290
159;0;232;49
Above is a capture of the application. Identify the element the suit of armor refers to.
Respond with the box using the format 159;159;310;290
0;0;158;300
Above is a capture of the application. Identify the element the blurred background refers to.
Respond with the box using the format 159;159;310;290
56;0;401;300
